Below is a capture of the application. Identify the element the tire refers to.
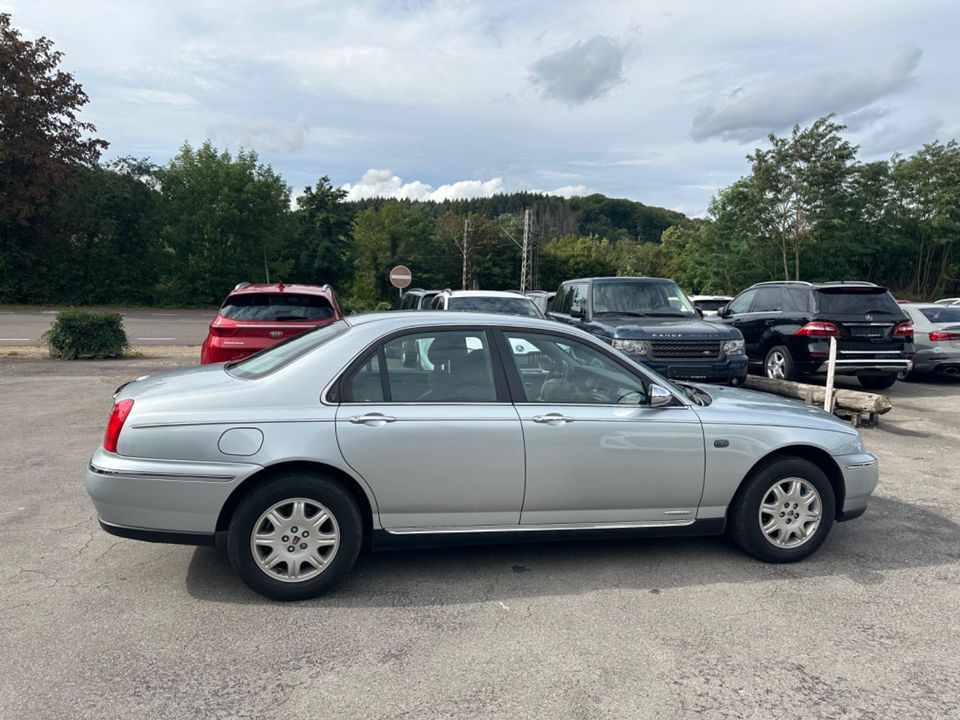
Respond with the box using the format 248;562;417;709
858;373;897;391
764;345;796;381
896;368;913;381
227;472;363;601
728;457;835;563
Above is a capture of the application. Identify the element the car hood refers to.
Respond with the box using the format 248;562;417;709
588;315;741;340
113;363;240;401
687;383;858;435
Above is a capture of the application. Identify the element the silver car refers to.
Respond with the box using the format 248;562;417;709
899;304;960;378
86;312;878;600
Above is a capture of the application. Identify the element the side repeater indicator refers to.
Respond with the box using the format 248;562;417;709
714;439;730;448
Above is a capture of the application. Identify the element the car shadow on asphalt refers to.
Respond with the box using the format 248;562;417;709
184;495;960;606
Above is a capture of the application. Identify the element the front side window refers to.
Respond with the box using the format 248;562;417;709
727;289;757;315
752;287;783;313
504;332;648;405
345;330;497;403
567;283;588;315
591;281;696;317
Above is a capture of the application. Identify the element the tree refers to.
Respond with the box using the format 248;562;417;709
156;142;292;305
748;115;857;280
0;12;108;301
288;177;354;285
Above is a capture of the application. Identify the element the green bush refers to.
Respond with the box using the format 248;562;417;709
43;310;129;359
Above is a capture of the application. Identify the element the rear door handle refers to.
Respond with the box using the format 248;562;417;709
532;413;575;425
349;413;397;425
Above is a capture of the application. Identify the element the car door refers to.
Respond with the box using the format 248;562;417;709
548;282;588;328
716;288;759;363
335;327;525;530
743;286;784;357
496;329;705;525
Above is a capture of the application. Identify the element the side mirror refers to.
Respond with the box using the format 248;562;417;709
569;306;585;319
648;384;674;408
718;304;731;318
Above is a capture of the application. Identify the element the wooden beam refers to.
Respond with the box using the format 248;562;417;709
744;376;892;415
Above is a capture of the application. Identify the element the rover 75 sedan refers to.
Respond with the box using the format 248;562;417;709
87;313;878;600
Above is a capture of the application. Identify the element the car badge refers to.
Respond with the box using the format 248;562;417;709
865;314;873;321
270;331;283;338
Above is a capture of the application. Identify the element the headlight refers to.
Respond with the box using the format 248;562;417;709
722;339;744;355
612;339;650;356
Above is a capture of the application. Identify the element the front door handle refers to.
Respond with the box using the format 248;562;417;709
532;413;575;425
349;413;397;425
764;319;776;325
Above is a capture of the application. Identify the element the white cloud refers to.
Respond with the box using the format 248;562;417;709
341;170;586;201
530;35;628;105
210;118;310;154
691;46;923;142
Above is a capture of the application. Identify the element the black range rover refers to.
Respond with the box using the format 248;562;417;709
547;277;748;384
710;281;914;390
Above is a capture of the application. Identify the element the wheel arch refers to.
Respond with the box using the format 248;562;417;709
216;460;377;545
729;445;845;521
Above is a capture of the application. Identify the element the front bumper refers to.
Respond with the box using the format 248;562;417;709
639;354;748;383
836;452;879;520
86;447;262;537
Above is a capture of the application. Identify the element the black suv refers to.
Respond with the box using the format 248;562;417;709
710;281;914;390
547;277;748;384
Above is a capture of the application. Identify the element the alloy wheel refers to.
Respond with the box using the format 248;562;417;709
758;478;822;548
766;351;787;380
250;498;340;583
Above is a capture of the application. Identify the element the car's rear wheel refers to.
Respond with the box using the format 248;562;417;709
227;472;362;600
858;373;898;391
764;346;796;381
728;457;835;563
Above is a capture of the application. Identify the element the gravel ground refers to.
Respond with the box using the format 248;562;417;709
1;356;958;719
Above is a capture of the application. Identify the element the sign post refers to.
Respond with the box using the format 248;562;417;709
389;265;412;303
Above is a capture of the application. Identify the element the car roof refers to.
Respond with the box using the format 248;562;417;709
228;282;334;297
563;276;675;284
344;310;590;335
441;290;528;298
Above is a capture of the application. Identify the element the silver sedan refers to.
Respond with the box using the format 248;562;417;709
86;312;878;600
899;303;960;378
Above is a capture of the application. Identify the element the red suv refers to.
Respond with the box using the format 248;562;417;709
200;282;342;364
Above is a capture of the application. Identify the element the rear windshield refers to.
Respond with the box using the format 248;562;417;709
221;293;335;321
227;321;349;379
695;299;728;311
447;296;543;317
814;288;901;316
920;307;960;324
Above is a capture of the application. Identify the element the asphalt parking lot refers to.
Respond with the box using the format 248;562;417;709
0;307;214;345
1;355;959;719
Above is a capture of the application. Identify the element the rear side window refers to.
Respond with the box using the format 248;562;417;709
782;288;812;313
221;293;335;321
814;289;901;316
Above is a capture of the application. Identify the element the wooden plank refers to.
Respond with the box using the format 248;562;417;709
744;375;892;415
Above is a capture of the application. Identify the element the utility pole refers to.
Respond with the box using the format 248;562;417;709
461;216;470;290
520;208;532;293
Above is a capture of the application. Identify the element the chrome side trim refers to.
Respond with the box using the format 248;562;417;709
384;519;695;535
838;350;903;355
130;419;337;429
89;464;235;482
844;459;878;469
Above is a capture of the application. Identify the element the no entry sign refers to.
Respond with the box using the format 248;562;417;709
389;265;412;289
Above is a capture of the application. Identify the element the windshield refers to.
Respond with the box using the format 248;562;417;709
221;293;335;321
920;307;960;324
814;288;901;316
592;281;697;317
448;296;543;318
227;321;349;379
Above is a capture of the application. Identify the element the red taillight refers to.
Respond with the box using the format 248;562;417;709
103;399;134;453
893;321;913;339
795;321;840;337
930;330;960;342
209;324;238;337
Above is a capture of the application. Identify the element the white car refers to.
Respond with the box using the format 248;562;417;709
689;295;734;318
934;297;960;306
430;290;544;318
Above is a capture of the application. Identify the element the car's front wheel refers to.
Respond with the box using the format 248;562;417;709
728;457;835;563
227;472;363;600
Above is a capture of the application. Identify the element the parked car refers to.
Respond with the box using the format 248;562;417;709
547;277;748;385
897;304;960;379
87;312;877;600
525;290;557;314
934;297;960;306
430;289;544;317
710;281;913;390
689;295;733;318
398;288;439;310
200;282;342;364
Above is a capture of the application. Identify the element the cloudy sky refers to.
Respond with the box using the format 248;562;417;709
5;0;958;215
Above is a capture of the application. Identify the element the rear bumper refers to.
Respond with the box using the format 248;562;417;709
812;357;912;375
86;447;261;537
